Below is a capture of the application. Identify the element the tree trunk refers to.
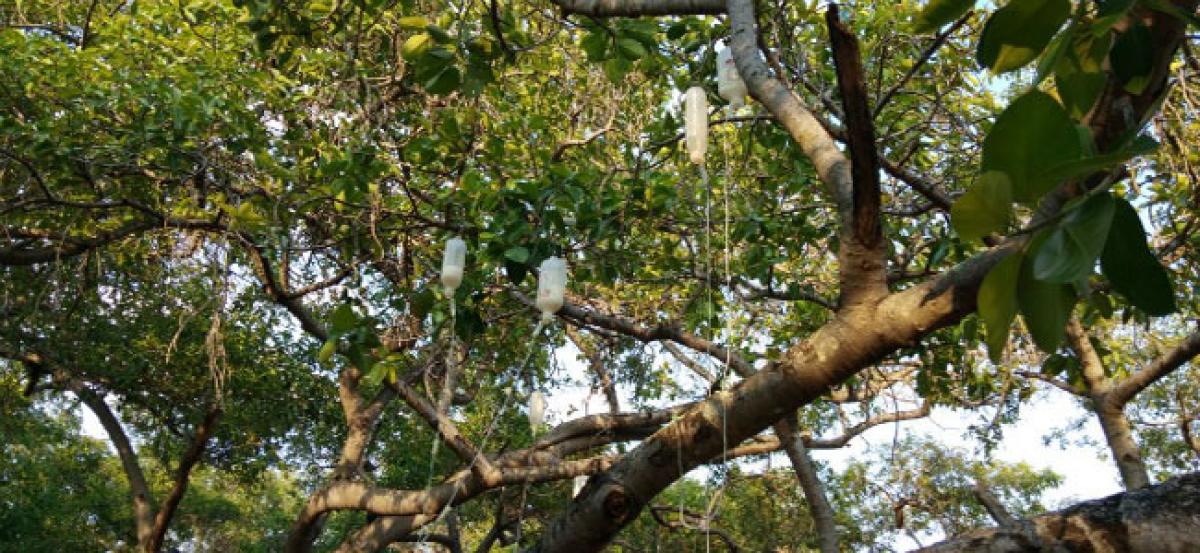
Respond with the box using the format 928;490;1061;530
916;471;1200;552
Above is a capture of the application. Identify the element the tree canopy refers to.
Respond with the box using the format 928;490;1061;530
2;0;1200;551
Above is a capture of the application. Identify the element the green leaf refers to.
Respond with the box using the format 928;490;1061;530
581;31;608;62
603;56;631;83
411;288;435;319
981;91;1081;203
504;246;530;263
318;339;337;365
1110;23;1153;94
1031;192;1115;283
1055;67;1105;120
426;24;453;44
951;171;1012;242
330;304;357;334
453;306;486;340
979;252;1022;363
1100;198;1176;315
397;16;429;30
913;0;975;33
505;259;528;285
402;33;434;61
1034;25;1073;85
1018;244;1077;352
615;38;647;60
666;21;688;40
423;66;461;95
976;0;1070;74
359;361;392;388
1036;135;1157;184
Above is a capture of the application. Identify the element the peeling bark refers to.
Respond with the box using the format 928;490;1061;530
917;471;1200;553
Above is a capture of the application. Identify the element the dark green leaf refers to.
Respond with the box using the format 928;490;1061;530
1100;198;1176;315
423;66;461;95
981;91;1081;203
1018;245;1077;352
976;0;1070;74
411;288;436;319
426;24;453;44
666;21;688;40
581;31;608;62
505;259;528;285
1036;135;1157;184
1031;192;1115;282
1055;67;1105;120
1041;353;1068;376
603;56;631;83
1111;23;1153;94
330;304;357;334
454;307;486;340
616;38;647;60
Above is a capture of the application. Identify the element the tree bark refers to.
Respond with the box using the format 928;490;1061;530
775;417;839;553
917;471;1200;553
147;405;222;553
72;384;157;550
1066;319;1151;490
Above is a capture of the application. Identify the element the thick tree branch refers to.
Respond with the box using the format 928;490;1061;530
826;5;882;255
1109;328;1200;407
776;416;839;553
548;0;725;16
1065;319;1151;490
69;382;158;549
530;242;1012;551
390;378;502;486
147;404;223;552
919;472;1200;552
971;482;1018;529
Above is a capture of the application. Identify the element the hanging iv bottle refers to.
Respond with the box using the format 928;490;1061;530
528;390;546;430
717;47;748;109
536;257;568;321
441;237;467;295
684;86;708;165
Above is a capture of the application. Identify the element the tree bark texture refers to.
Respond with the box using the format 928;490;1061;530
917;471;1200;553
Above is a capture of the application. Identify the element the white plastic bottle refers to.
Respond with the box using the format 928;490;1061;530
528;390;546;430
536;257;568;321
717;47;748;109
440;237;467;295
684;86;708;165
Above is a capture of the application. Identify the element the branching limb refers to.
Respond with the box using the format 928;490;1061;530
148;404;223;552
1109;328;1200;407
549;0;725;16
775;416;839;553
649;505;742;551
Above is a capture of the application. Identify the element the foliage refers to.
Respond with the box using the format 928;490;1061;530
0;0;1197;550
